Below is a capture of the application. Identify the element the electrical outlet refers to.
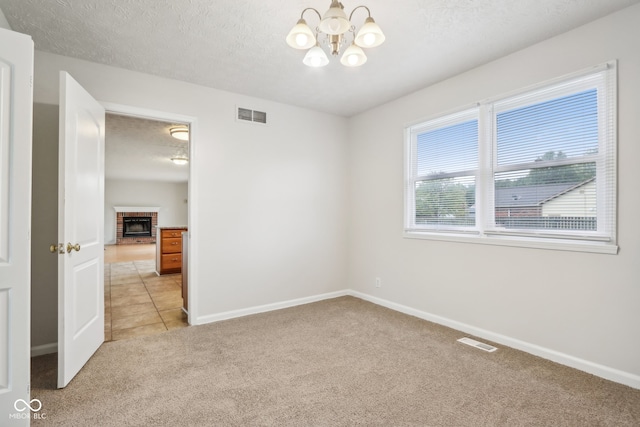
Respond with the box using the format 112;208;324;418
375;277;381;288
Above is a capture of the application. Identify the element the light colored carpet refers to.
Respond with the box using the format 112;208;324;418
31;296;640;426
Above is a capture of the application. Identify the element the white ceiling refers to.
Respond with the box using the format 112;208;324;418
2;0;638;182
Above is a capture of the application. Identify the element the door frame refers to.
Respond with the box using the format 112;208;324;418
101;102;198;324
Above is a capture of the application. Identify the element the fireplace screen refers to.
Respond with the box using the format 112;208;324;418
123;217;152;238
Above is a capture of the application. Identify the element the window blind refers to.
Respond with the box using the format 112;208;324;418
408;109;478;230
487;67;615;239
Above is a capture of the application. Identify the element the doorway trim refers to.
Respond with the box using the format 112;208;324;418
101;102;199;324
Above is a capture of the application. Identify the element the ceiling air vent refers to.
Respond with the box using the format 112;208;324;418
237;107;267;124
457;337;498;352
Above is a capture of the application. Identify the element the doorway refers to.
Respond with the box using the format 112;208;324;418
29;87;199;392
104;111;192;341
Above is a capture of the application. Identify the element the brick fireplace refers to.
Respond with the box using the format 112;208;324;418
115;208;159;245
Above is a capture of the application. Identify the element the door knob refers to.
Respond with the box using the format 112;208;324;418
66;242;81;253
49;243;64;254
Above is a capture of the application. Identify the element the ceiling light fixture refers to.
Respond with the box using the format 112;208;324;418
171;156;188;165
286;1;385;68
169;126;189;141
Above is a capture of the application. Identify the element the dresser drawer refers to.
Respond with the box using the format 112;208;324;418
161;253;182;270
162;237;182;253
156;228;187;275
162;229;184;239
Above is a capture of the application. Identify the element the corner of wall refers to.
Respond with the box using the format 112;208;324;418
0;7;12;31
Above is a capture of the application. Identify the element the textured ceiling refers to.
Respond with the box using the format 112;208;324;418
105;114;189;183
2;0;639;118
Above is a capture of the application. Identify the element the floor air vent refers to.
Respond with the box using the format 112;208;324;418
237;107;267;124
457;337;498;352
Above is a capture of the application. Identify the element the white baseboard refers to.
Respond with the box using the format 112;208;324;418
194;290;349;325
31;343;57;357
348;290;640;390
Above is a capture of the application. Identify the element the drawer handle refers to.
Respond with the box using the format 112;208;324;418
172;258;178;262
171;242;178;245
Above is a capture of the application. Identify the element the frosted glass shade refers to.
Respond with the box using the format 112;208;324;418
340;43;367;67
286;19;316;49
318;4;350;35
303;45;329;67
354;17;385;48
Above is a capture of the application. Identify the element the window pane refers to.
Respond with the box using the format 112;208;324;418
415;176;475;227
494;163;597;231
416;120;478;176
496;89;598;166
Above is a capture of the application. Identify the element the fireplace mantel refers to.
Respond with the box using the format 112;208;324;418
114;206;161;213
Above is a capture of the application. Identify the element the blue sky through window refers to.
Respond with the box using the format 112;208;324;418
416;120;478;176
496;89;598;165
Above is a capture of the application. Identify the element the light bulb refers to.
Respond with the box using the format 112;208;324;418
347;54;359;66
295;33;308;47
363;33;376;46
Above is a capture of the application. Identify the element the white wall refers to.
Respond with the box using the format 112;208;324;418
0;7;11;30
105;179;188;244
31;103;58;349
32;51;349;335
347;4;640;385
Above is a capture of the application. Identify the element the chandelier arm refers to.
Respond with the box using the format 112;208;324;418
348;5;371;22
300;7;322;21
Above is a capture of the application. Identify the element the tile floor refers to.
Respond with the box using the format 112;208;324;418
104;258;188;342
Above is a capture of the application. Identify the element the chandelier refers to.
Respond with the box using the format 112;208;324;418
286;0;385;67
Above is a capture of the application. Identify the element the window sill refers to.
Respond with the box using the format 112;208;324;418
403;231;618;254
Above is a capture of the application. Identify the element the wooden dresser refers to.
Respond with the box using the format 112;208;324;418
155;227;187;275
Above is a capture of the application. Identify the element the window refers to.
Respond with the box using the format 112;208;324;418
405;62;617;253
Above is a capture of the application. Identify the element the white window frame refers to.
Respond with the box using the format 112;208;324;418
404;62;617;254
405;107;480;234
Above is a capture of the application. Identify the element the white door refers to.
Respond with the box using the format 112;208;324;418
0;28;33;425
57;72;105;388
